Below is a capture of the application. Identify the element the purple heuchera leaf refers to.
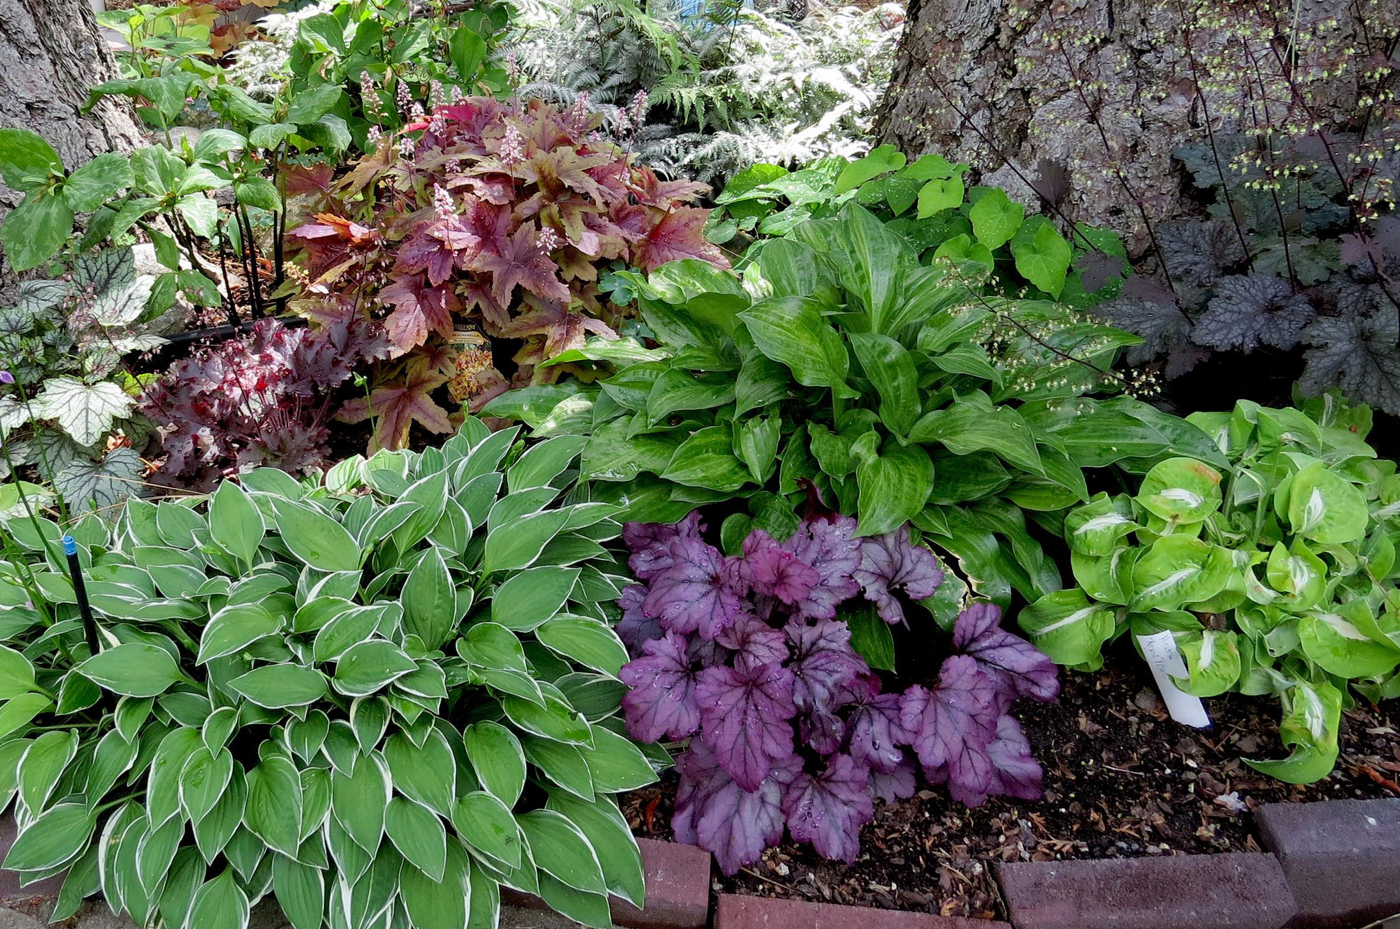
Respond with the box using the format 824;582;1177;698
985;715;1044;802
624;511;704;580
696;662;797;791
900;655;999;794
616;584;662;654
797;704;845;756
785;619;868;716
619;631;701;743
781;516;863;620
642;537;745;640
854;529;944;625
738;531;820;605
781;754;874;865
673;741;799;876
952;603;1060;706
870;758;917;804
846;685;913;774
716;613;788;672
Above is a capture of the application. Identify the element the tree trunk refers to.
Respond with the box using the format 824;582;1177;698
873;0;1393;247
0;0;144;292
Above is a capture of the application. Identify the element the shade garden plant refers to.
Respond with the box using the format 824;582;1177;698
0;419;660;929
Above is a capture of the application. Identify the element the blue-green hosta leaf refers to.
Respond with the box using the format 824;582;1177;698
33;377;133;446
1017;588;1117;668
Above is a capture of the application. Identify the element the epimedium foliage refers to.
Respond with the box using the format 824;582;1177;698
1019;394;1400;782
0;420;662;929
289;94;729;450
137;317;394;492
707;145;1131;308
484;203;1224;617
615;510;1057;874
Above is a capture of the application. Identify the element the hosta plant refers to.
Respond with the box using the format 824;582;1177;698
1018;395;1400;782
0;420;659;929
289;94;730;450
616;508;1057;874
485;203;1223;614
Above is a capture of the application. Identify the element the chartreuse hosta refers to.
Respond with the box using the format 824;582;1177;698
1018;396;1400;782
0;418;661;929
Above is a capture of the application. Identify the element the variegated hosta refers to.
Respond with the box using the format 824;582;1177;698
0;419;658;929
1018;395;1400;783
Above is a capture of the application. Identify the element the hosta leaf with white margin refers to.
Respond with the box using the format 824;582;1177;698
33;377;134;446
1134;457;1223;525
1016;588;1117;667
0;416;655;929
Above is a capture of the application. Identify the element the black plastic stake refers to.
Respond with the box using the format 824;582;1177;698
63;535;100;656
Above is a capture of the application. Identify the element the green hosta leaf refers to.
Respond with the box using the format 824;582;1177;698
507;434;587;491
1135;457;1222;525
516;809;606;894
0;644;37;699
3;801;95;872
1247;679;1342;783
580;725;655;792
544;794;645;908
482;508;570;574
1286;461;1369;545
331;752;390;853
536;616;628;678
834;144;905;195
502;693;592;745
453;791;521;869
1064;493;1140;557
398;840;470;929
272;855;324;929
846;606;895;671
33;377;133;446
198;603;282;663
1017;588;1116;667
851;433;934;537
386;796;447;881
1010;215;1072;297
1172;629;1242;697
1265;540;1328;612
268;498;361;572
187;868;249;929
661;423;751;492
848;332;920;436
178;746;233;824
738;296;854;397
333;641;418;697
403;547;456;649
79;644;182;698
1298;602;1400;679
244;756;302;857
384;729;457;817
0;693;49;740
226;664;327;708
19;729;78;813
1130;536;1232;612
491;566;580;632
968;187;1024;249
209;482;264;567
463;721;526;807
909;399;1042;475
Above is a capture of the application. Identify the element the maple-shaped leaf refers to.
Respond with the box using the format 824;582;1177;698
846;685;913;774
497;294;617;364
632;207;731;272
516;147;614;204
289;213;381;282
470;222;571;308
1076;250;1129;294
985;714;1043;801
781;754;874;865
1158;219;1246;288
460;280;511;332
1194;273;1315;352
336;358;452;451
280;163;335;201
785;618;868;715
952;602;1059;705
1096;276;1193;366
396;215;480;285
696;661;797;791
641;536;746;640
781;516;863;620
672;741;798;876
630;164;708;207
870;759;917;803
737;530;819;605
616;584;663;654
623;511;705;580
620;631;701;743
1029;157;1071;205
715;613;789;672
798;702;845;755
1300;300;1400;414
900;655;999;791
380;271;460;351
854;529;945;625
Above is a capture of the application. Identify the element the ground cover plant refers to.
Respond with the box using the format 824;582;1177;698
1019;394;1400;782
290;93;729;450
0;419;658;929
484;202;1223;615
616;508;1057;874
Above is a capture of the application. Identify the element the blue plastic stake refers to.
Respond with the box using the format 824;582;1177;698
62;535;100;655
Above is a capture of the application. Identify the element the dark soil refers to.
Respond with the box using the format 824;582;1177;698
621;659;1400;921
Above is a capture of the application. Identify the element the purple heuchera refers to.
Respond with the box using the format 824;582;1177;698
618;513;1058;875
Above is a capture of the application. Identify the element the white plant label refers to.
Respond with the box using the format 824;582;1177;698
1136;630;1211;728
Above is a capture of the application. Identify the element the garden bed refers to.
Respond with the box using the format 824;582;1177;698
622;658;1400;921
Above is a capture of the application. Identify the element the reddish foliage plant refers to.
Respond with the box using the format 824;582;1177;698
288;96;729;450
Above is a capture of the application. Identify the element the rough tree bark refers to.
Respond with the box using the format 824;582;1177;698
0;0;144;293
873;0;1390;246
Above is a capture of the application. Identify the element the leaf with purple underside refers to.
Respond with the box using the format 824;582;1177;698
900;655;999;794
623;511;704;581
716;613;788;672
846;686;912;773
739;530;820;605
781;516;863;620
785;619;868;716
870;758;917;803
617;584;663;654
696;662;797;791
986;714;1043;801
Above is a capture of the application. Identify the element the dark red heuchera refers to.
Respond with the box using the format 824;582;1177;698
288;95;729;449
618;512;1058;875
139;317;391;490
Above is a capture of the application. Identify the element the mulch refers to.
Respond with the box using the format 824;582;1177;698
621;658;1400;921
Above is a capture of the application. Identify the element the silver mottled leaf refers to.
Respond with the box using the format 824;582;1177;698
73;247;136;297
1194;274;1314;352
54;446;143;513
90;276;156;327
1300;304;1400;415
33;377;134;445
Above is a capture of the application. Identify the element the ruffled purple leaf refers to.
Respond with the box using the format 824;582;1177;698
952;603;1059;705
870;758;917;803
738;531;820;605
781;516;863;620
797;704;845;755
619;631;701;743
985;715;1044;801
696;661;797;791
642;537;745;640
846;688;913;774
716;613;789;672
900;655;999;791
781;754;874;865
616;583;662;654
673;741;800;876
854;530;944;625
623;511;704;580
785;619;869;714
